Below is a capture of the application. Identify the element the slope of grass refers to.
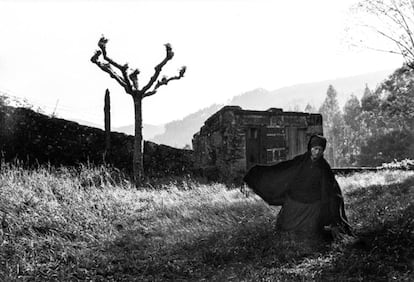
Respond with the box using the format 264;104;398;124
0;165;413;281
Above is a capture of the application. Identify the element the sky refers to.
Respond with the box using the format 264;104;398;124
0;0;403;127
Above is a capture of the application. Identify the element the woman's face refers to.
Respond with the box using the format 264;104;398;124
310;145;324;161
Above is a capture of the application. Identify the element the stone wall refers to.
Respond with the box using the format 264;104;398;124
0;105;194;178
192;106;323;184
143;141;194;177
192;106;247;184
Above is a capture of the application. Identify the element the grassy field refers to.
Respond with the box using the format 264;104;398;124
0;164;413;281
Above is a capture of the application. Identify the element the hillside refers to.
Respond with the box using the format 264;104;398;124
1;167;413;280
229;69;394;111
113;123;165;140
71;119;164;140
151;104;223;148
150;69;394;148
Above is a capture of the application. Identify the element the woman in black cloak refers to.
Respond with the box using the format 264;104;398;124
243;135;353;238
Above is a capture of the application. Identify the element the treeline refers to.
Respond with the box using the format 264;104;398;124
308;66;414;167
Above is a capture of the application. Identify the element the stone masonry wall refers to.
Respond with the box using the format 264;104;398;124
0;105;193;177
192;107;246;184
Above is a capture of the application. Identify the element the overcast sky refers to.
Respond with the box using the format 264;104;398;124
0;0;402;126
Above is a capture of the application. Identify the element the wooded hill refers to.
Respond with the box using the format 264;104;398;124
320;65;414;167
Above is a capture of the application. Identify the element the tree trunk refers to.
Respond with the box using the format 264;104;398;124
104;89;111;163
133;95;143;187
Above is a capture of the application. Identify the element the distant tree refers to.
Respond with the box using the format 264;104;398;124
319;85;345;166
376;66;414;130
344;94;362;130
342;95;363;165
304;103;317;113
0;94;6;106
91;37;186;186
358;66;414;164
358;83;387;142
361;84;380;112
350;0;414;68
292;104;301;112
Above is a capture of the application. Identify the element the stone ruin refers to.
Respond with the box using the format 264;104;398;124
192;106;323;184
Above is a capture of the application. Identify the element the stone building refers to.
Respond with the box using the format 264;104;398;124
192;106;323;183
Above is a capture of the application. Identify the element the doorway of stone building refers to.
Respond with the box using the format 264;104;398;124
286;127;307;160
245;127;262;170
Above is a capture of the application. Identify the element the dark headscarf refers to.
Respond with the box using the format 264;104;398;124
308;135;327;150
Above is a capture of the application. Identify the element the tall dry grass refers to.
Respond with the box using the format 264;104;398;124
0;164;413;281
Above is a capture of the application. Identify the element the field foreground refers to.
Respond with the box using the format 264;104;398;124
0;165;413;281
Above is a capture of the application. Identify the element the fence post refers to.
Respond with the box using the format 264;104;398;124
104;89;111;163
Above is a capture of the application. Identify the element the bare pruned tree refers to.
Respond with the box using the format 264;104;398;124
91;36;186;186
350;0;414;68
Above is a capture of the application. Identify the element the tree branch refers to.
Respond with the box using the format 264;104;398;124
97;36;133;92
91;51;129;90
358;0;414;64
91;50;101;63
143;66;186;98
361;44;403;55
141;43;174;93
375;27;414;59
410;0;414;14
98;37;124;70
391;1;414;53
129;69;140;90
121;63;133;92
91;37;185;97
143;90;157;97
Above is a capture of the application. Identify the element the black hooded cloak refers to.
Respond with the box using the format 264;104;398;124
243;135;352;235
